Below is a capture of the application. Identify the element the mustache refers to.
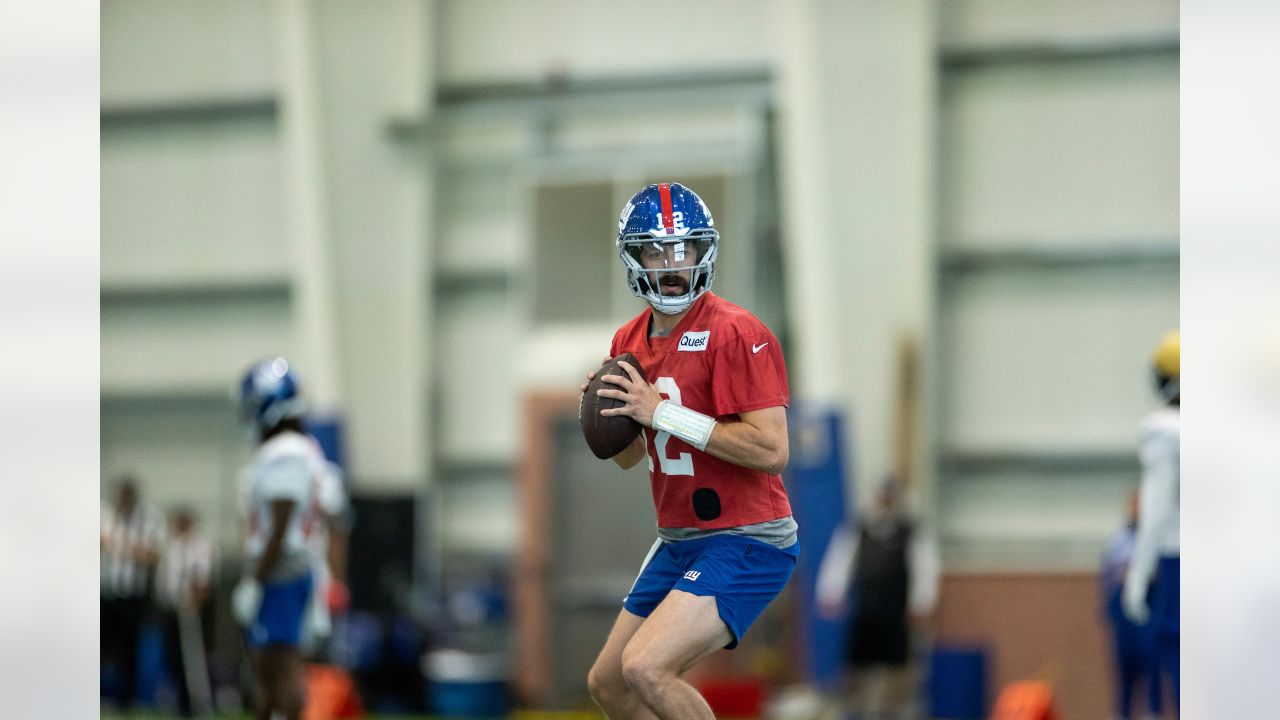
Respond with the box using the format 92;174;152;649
657;276;689;292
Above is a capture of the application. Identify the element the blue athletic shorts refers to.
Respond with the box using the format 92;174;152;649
1153;555;1180;638
247;570;313;649
622;534;799;649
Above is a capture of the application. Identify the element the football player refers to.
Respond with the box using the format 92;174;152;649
582;183;798;720
231;357;330;720
1122;331;1180;712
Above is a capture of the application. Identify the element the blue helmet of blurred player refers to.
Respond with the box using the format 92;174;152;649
236;357;305;433
616;182;719;315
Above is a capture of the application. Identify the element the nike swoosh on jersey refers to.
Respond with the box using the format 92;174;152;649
752;342;769;354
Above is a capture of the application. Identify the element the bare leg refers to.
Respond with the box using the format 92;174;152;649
275;646;306;720
588;609;659;720
883;665;912;719
830;666;864;719
256;646;305;720
866;667;889;717
250;650;271;720
620;590;733;720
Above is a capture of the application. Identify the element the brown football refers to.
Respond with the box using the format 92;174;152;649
580;352;644;459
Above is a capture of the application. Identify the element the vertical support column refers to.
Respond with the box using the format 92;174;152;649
777;0;937;510
309;0;433;491
777;1;841;403
277;0;343;413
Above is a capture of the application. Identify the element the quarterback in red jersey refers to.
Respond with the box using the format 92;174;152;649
582;183;798;720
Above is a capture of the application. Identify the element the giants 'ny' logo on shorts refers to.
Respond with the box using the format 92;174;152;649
683;570;701;582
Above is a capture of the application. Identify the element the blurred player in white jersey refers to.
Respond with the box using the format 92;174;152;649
231;357;335;720
1123;331;1180;713
236;457;350;656
304;459;351;650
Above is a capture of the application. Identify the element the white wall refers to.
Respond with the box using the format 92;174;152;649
939;0;1178;49
101;0;278;104
941;54;1179;249
100;118;289;287
311;0;432;485
101;0;433;525
101;0;1178;568
434;0;778;86
935;0;1179;568
776;0;937;516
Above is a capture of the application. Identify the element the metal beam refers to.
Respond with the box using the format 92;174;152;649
436;67;772;106
100;278;291;305
100;387;237;408
938;447;1139;476
416;68;773;130
100;96;277;127
434;269;513;296
941;33;1179;70
939;243;1179;274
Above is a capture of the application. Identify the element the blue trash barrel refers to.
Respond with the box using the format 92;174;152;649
423;649;510;718
929;645;988;720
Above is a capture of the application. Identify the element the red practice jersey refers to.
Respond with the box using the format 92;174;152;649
609;292;793;529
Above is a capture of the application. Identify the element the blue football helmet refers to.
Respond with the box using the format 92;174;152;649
236;357;305;431
617;182;718;315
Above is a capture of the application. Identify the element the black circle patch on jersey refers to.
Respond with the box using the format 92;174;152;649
692;488;722;521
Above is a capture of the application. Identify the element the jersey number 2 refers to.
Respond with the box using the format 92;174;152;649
649;376;694;476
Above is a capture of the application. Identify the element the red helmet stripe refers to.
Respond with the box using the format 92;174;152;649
658;183;675;234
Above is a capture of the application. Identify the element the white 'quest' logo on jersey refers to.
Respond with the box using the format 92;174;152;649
678;330;710;352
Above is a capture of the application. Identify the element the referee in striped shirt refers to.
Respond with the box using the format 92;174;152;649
100;477;163;711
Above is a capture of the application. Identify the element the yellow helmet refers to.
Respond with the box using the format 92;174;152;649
1152;330;1179;401
1153;331;1179;378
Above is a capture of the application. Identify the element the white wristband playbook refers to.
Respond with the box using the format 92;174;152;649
652;400;717;451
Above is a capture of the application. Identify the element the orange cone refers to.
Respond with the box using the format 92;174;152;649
988;680;1059;720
